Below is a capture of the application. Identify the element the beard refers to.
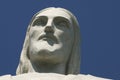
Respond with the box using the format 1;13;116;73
28;40;65;64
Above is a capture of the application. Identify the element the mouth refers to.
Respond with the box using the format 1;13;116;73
38;34;58;44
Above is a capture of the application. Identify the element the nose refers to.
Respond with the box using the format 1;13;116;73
44;19;54;33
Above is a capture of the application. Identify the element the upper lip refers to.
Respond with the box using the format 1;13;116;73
38;34;58;43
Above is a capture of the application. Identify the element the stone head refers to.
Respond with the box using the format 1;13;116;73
16;7;80;75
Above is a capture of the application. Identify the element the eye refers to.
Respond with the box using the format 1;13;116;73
32;16;47;27
57;21;68;27
54;17;70;29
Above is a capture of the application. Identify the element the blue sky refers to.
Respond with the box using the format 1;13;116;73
0;0;119;79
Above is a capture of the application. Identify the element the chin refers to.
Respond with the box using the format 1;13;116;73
29;49;65;64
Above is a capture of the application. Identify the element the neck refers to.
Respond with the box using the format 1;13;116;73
28;61;66;74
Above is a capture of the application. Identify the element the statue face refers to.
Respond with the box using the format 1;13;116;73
28;9;74;64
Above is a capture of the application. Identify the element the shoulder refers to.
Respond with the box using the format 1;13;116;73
0;73;111;80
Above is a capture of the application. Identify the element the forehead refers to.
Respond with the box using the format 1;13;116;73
36;9;71;19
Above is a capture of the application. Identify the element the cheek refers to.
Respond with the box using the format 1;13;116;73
65;32;73;41
29;27;43;39
63;30;74;41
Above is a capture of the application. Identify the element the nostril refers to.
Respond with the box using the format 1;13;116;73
44;26;54;33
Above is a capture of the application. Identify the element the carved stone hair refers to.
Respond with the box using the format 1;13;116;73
16;7;81;75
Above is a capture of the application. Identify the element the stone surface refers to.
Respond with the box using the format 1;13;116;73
16;7;80;75
0;73;111;80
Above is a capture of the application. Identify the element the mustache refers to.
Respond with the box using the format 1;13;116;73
38;34;58;43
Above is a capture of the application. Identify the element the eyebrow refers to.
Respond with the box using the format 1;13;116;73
35;16;47;19
54;16;70;22
35;15;70;21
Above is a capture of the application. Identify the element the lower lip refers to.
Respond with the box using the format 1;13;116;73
42;38;47;40
42;37;51;40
